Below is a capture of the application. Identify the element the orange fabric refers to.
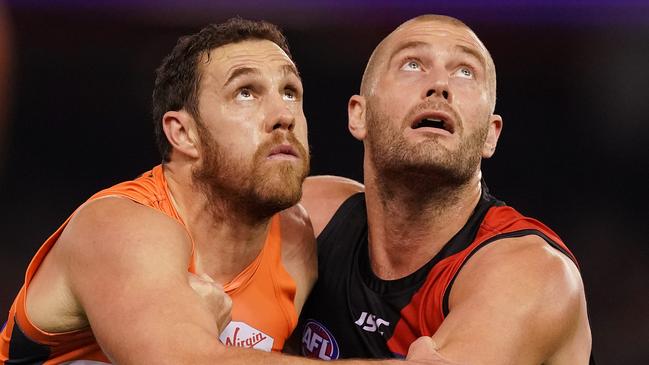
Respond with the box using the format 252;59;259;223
219;214;298;351
1;165;297;363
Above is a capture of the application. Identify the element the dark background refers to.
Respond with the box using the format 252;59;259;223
1;1;647;363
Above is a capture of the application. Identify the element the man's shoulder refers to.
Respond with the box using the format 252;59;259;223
451;234;585;326
301;175;364;237
59;196;192;263
436;234;590;363
279;204;312;239
465;234;581;286
278;205;318;313
278;204;316;258
303;175;365;198
24;195;193;335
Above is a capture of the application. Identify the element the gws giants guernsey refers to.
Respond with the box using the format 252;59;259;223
296;187;592;361
1;165;297;364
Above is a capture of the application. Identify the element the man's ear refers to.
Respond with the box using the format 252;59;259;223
162;110;200;159
348;95;368;141
482;114;503;158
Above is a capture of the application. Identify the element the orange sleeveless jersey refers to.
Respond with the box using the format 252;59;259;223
0;165;297;364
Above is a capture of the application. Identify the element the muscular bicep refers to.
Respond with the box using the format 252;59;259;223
61;198;224;364
430;236;590;365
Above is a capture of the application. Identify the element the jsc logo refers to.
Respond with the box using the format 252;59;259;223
301;319;340;360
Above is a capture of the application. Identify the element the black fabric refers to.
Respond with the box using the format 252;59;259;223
357;187;501;295
298;192;393;358
6;317;50;364
294;188;504;359
293;185;594;361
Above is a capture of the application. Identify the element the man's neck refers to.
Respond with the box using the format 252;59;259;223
163;163;271;284
364;166;483;280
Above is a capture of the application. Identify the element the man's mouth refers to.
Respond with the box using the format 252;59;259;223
267;144;299;159
410;112;455;134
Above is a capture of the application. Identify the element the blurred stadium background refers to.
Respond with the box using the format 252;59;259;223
1;1;647;363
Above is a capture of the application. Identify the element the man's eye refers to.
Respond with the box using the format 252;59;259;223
456;67;473;78
236;88;254;100
283;89;297;101
401;60;421;71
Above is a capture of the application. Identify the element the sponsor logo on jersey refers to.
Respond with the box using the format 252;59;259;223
219;321;274;352
301;319;340;360
354;311;390;335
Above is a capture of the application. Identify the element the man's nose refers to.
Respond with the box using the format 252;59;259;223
426;88;449;100
266;95;295;132
424;68;452;102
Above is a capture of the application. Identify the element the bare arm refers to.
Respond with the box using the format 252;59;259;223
60;198;229;364
33;197;451;365
301;176;364;237
429;235;592;365
281;204;318;313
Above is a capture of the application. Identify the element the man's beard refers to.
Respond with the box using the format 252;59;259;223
192;124;310;222
365;99;487;191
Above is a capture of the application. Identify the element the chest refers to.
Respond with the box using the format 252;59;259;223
216;251;298;353
298;233;456;359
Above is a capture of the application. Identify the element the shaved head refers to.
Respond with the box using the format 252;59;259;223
360;15;497;112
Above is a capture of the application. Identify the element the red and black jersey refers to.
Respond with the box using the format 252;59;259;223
294;186;585;360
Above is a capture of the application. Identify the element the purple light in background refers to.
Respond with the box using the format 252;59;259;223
7;0;649;27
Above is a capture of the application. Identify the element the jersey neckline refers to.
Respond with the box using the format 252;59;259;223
356;182;503;295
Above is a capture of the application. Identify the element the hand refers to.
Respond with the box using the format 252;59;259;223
406;337;464;365
188;272;232;333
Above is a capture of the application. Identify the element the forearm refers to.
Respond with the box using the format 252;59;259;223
106;332;446;365
219;347;405;364
99;322;225;364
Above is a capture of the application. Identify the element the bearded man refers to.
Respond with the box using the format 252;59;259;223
296;15;594;365
0;17;470;365
0;18;316;363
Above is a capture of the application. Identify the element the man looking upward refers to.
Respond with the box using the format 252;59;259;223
297;15;593;365
1;18;316;363
0;17;472;365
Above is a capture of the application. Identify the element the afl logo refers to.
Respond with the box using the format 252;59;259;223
301;319;340;360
